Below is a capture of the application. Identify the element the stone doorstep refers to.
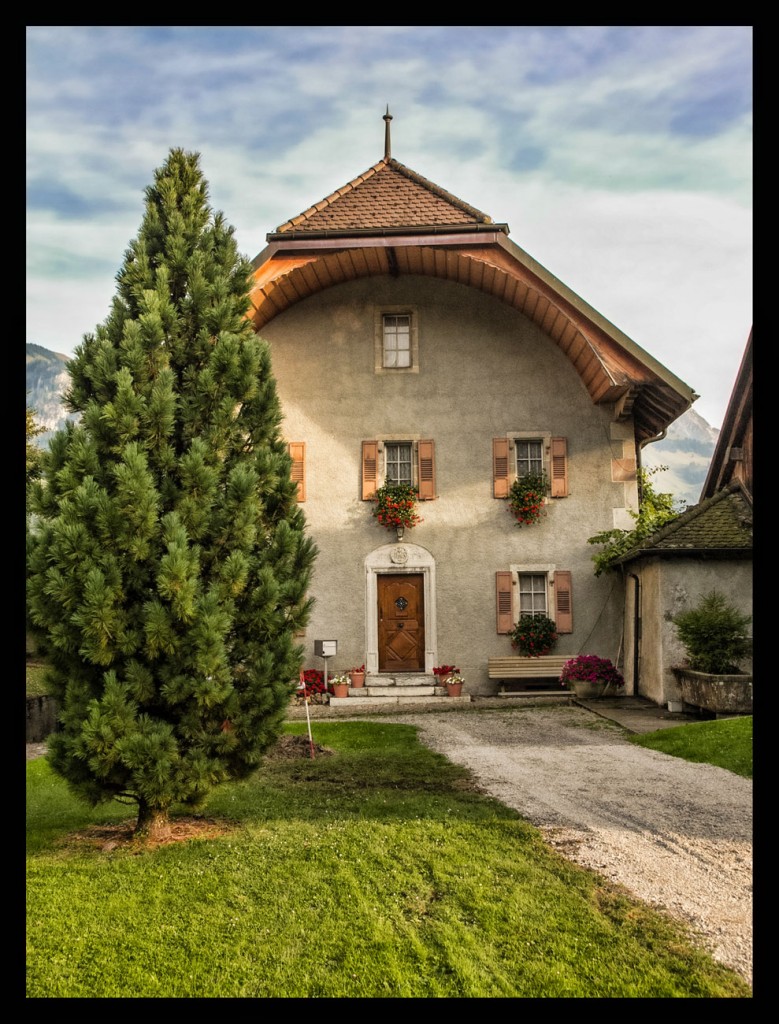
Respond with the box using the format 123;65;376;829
380;674;438;686
329;693;472;708
363;685;438;697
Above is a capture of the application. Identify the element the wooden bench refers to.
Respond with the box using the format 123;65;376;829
488;655;570;695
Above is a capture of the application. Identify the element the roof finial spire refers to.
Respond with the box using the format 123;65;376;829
383;105;393;160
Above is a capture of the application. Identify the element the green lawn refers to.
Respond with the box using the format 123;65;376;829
629;715;752;778
26;719;751;998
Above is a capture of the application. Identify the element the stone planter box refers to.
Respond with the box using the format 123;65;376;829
671;667;752;715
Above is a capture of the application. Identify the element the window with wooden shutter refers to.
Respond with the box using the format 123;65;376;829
417;440;436;500
492;438;510;498
361;440;378;500
553;570;573;633
550;437;568;498
496;571;514;633
288;442;306;502
385;442;413;485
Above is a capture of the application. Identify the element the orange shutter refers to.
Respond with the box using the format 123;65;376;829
493;438;510;498
554;570;573;633
361;440;378;500
288;442;306;502
550;437;568;497
417;440;436;500
496;571;514;634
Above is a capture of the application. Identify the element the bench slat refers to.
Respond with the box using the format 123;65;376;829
488;656;569;679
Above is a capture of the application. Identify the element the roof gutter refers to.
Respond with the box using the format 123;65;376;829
266;222;510;242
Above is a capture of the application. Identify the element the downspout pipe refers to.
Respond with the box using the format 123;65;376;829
628;428;666;694
626;572;640;696
637;428;667;501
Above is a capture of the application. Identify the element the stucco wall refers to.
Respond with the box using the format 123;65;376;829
260;274;632;693
623;557;753;705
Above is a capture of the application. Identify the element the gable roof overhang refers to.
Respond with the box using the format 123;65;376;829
247;154;697;441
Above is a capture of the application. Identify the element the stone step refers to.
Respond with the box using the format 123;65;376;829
377;673;438;687
365;684;438;697
329;692;472;708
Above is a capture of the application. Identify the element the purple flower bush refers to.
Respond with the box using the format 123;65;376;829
560;655;625;690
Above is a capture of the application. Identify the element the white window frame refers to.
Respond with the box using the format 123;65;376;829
383;440;414;487
374;307;419;374
377;437;421;489
507;432;552;485
508;563;556;624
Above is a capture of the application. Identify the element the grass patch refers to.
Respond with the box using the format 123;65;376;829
25;661;50;698
629;716;752;778
27;719;751;998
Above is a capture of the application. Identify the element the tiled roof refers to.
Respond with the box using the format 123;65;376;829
269;157;500;238
614;481;752;564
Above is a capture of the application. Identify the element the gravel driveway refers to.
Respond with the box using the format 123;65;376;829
377;704;753;989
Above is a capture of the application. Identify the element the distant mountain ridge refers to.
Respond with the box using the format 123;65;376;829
641;406;719;507
26;344;718;507
26;343;80;446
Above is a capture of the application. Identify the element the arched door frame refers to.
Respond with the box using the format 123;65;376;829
365;542;437;675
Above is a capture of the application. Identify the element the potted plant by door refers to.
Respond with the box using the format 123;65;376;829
329;673;350;699
433;665;460;692
444;673;464;697
560;655;625;699
348;665;366;688
671;591;752;714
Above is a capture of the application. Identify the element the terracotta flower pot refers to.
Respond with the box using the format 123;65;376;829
349;671;365;688
446;682;463;697
331;683;349;699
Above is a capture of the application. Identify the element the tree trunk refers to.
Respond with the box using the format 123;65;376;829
134;800;171;843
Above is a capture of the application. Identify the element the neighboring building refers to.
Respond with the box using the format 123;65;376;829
700;330;753;502
613;331;753;706
246;112;697;694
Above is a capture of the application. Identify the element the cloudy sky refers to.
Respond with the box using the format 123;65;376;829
26;25;752;429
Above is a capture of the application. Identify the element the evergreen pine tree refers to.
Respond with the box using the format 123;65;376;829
27;149;317;841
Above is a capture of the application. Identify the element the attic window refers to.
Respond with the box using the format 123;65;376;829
374;307;419;374
383;314;411;367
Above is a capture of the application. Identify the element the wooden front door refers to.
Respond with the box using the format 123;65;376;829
378;573;425;672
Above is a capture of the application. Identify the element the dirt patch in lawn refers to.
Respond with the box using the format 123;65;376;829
50;733;333;853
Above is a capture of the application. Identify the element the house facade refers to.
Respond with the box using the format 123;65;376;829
246;113;697;695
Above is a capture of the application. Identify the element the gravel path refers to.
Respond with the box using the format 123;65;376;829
375;705;753;989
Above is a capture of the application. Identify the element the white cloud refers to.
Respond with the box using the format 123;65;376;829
26;25;751;428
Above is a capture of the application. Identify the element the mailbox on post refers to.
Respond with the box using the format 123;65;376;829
314;640;337;693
